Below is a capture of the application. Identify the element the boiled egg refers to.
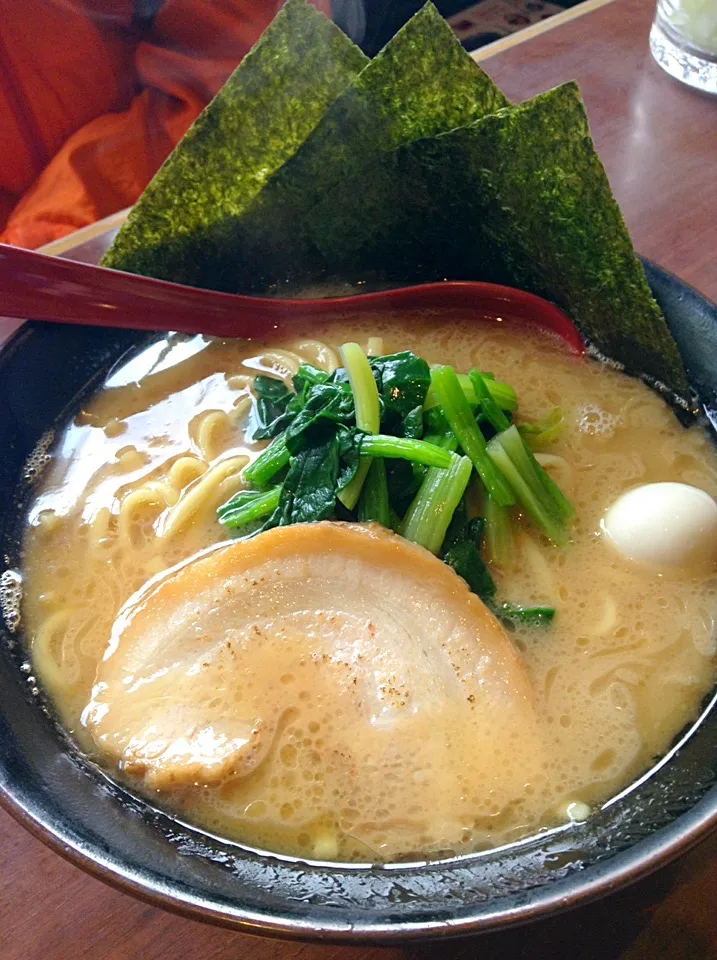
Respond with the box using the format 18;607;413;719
602;482;717;571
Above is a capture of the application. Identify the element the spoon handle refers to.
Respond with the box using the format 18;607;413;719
0;243;275;337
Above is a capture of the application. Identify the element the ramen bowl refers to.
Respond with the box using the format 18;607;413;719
1;259;717;942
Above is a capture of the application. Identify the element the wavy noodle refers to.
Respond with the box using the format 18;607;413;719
243;349;302;382
192;400;256;461
115;445;146;473
518;533;556;595
145;479;180;506
73;614;103;660
33;608;78;690
160;455;249;540
225;373;254;390
97;339;346;554
117;486;173;549
87;506;113;554
189;409;237;462
534;452;575;496
232;393;252;424
590;596;618;637
169;456;208;491
367;336;384;357
289;340;339;373
534;452;572;476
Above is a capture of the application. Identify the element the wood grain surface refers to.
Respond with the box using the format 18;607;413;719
3;0;717;956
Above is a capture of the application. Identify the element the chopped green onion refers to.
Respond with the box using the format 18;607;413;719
401;453;473;554
430;366;514;507
358;459;390;527
338;342;381;510
361;434;454;468
469;370;511;433
217;486;281;529
484;494;514;566
486;433;568;547
424;371;517;413
243;434;290;487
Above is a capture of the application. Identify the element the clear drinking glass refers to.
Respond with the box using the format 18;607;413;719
650;0;717;94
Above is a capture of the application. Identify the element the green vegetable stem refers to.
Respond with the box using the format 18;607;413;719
430;366;514;506
484;493;514;567
360;434;454;468
401;453;473;554
217;486;281;530
358;458;391;527
424;372;517;413
338;342;381;509
486;427;570;546
243;434;290;487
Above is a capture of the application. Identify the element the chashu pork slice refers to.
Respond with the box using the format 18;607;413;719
83;522;543;856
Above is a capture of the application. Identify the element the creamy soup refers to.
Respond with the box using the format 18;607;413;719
21;314;717;862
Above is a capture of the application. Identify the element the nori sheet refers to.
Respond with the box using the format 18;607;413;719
100;0;368;286
418;82;689;399
226;1;509;293
100;3;688;401
309;82;690;400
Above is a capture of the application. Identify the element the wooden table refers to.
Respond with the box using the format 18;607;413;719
2;0;717;956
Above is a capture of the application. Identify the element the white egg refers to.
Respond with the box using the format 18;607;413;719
602;482;717;571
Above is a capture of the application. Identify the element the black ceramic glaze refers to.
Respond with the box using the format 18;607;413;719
2;262;717;942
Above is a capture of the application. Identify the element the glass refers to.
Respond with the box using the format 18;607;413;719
650;0;717;94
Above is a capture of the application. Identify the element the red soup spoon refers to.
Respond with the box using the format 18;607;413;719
0;243;585;355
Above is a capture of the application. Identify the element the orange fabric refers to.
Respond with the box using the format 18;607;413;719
0;0;332;249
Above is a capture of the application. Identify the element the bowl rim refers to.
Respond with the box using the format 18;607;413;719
2;256;717;943
3;762;717;943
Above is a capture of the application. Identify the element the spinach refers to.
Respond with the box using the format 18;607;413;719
385;458;425;516
259;418;362;529
268;423;342;527
370;351;431;435
444;506;481;550
248;375;294;441
402;405;424;439
247;363;356;448
498;603;556;628
336;425;362;491
217;486;281;532
440;514;555;627
292;362;331;392
424;406;450;435
442;534;496;606
284;382;354;448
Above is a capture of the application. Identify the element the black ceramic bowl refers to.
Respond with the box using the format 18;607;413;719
2;260;717;943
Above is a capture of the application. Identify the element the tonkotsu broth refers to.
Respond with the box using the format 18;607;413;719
22;314;717;862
